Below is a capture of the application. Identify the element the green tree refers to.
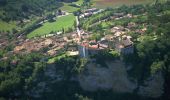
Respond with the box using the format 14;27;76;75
151;61;164;74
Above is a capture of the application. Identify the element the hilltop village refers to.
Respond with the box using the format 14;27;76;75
0;0;170;99
13;8;139;59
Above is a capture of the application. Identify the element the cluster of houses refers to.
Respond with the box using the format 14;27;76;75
12;25;135;58
76;25;134;58
0;6;150;65
12;8;148;59
14;36;67;56
12;24;145;59
63;24;135;58
110;27;134;54
111;12;134;20
79;8;104;18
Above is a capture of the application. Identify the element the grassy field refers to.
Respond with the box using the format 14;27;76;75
60;0;83;12
93;0;155;8
0;20;17;32
60;3;80;13
27;14;75;38
72;0;84;5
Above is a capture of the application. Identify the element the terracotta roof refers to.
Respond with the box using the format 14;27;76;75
122;39;133;47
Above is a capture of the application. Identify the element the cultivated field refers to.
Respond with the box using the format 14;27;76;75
93;0;155;8
27;14;75;38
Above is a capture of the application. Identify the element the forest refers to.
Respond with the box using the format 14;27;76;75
0;0;78;21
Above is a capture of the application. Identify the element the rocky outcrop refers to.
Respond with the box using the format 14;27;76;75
78;60;164;98
79;60;137;93
138;71;164;98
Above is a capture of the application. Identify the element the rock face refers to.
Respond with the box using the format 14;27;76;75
79;60;137;93
78;60;164;98
138;71;164;98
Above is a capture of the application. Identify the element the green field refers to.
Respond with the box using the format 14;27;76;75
27;14;75;38
60;3;80;13
72;0;84;5
60;0;83;12
93;0;155;8
0;20;17;32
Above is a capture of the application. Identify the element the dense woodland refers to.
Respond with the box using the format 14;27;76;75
0;0;170;100
0;0;78;21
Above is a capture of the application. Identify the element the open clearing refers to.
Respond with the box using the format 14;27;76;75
60;0;83;12
72;0;84;5
93;0;154;8
60;3;80;13
27;14;75;38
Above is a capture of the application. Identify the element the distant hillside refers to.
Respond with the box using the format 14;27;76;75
93;0;155;8
0;0;78;21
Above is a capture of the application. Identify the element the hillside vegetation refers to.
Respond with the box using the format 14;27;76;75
0;0;78;21
93;0;164;8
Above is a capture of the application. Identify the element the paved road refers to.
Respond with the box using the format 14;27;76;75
76;16;81;38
